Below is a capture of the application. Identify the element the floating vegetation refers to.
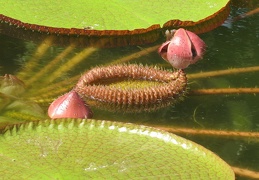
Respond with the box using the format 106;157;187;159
0;2;259;177
75;64;187;112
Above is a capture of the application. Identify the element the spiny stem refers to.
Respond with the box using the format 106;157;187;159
190;88;259;95
232;166;259;179
107;45;159;65
29;85;74;104
47;47;97;83
27;75;80;98
233;7;259;22
26;43;76;85
152;126;259;139
1;110;46;122
187;66;259;79
17;36;55;80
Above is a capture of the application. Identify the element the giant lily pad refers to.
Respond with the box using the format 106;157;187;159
0;119;234;179
0;0;230;47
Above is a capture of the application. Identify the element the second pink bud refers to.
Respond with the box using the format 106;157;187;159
48;90;93;119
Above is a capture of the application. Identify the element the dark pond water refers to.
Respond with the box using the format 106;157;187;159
0;1;259;179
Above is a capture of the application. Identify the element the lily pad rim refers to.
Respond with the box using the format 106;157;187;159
0;2;230;37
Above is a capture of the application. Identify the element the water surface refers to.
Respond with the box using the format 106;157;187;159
0;2;259;179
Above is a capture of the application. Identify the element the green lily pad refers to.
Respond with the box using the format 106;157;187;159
0;119;234;179
0;0;230;47
0;0;230;31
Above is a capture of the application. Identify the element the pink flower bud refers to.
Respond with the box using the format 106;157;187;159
158;28;206;69
48;90;93;119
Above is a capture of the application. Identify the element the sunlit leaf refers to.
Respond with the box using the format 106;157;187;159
0;119;234;179
0;0;230;47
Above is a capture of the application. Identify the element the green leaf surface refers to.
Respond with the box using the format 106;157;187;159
0;119;234;179
0;0;228;30
0;0;230;31
0;0;230;47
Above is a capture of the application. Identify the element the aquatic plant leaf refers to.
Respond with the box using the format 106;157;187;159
0;0;230;47
0;0;230;31
0;119;234;179
75;64;187;112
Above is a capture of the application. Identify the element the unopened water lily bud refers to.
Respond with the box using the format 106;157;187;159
48;90;93;119
158;28;206;69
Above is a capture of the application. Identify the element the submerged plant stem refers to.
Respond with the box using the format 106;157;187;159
27;75;80;100
26;43;76;85
108;45;159;65
232;166;259;179
17;36;55;80
188;66;259;79
152;126;259;139
190;88;259;95
47;47;96;83
233;7;259;22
